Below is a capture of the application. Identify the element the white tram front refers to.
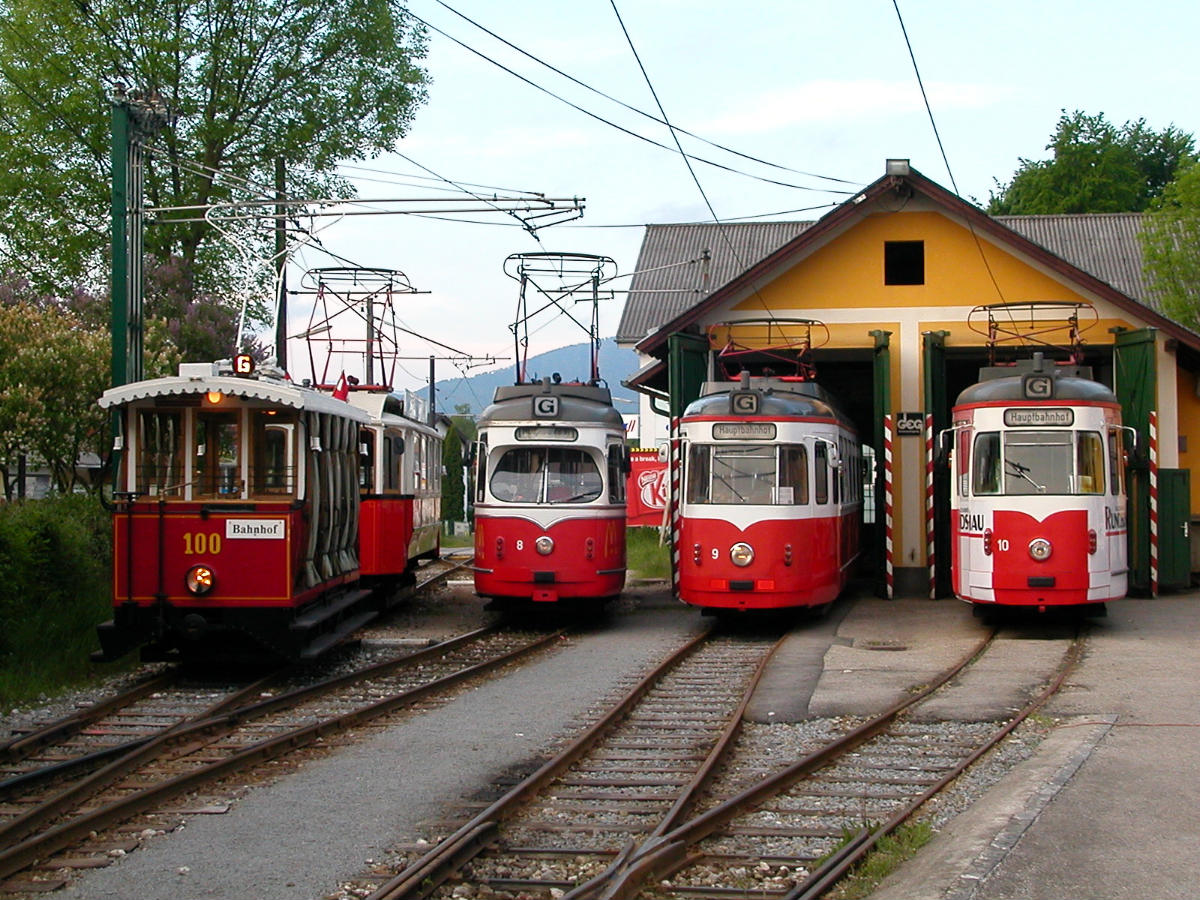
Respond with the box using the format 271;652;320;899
472;379;627;607
949;356;1129;613
678;373;862;612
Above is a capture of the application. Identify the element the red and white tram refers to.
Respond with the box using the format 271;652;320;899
472;379;627;608
677;372;862;612
948;354;1129;614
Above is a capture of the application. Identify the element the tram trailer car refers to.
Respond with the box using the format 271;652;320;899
948;356;1129;615
349;390;442;585
678;373;863;613
472;379;627;607
94;361;439;663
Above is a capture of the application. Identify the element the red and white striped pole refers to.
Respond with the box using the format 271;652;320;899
926;414;936;600
884;414;894;600
670;416;682;599
1149;410;1158;597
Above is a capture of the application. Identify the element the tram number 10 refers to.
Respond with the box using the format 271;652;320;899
183;532;223;555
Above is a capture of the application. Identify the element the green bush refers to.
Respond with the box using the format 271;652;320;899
0;494;115;708
626;526;670;580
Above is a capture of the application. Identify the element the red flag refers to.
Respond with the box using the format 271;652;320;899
332;371;349;401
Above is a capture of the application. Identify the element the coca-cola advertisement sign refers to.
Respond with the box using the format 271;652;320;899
626;450;667;527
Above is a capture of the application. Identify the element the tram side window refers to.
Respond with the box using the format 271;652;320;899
814;442;829;505
686;445;710;504
607;444;627;503
780;445;809;504
358;428;375;492
1075;432;1105;494
1108;431;1122;496
195;412;241;498
972;432;1001;495
137;410;183;496
250;411;296;497
474;437;487;504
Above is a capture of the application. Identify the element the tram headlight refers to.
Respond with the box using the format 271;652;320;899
535;535;554;556
185;564;216;596
1028;538;1052;561
730;542;755;567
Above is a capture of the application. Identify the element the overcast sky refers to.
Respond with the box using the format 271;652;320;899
281;0;1199;395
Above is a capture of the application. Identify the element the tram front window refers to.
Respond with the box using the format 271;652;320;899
686;444;808;505
490;447;602;503
973;429;1102;496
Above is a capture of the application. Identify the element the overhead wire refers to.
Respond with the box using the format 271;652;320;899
429;0;857;189
404;6;854;196
892;0;1011;317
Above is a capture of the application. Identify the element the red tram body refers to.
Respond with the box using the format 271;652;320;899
350;389;441;583
677;374;862;612
472;380;628;607
948;355;1129;614
95;361;441;662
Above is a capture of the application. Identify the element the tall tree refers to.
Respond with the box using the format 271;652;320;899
1141;160;1200;331
0;0;428;308
988;111;1196;215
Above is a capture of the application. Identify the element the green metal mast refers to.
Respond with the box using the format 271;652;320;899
110;84;170;389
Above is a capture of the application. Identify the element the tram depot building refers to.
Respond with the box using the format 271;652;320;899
616;160;1200;598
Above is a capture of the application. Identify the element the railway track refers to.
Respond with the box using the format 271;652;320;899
357;625;1083;900
0;618;561;895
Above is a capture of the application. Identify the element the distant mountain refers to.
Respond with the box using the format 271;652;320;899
433;338;640;416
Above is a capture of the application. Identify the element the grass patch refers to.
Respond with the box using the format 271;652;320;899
626;526;670;580
0;494;127;710
822;821;935;899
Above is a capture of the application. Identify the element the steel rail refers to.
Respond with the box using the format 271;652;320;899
0;670;179;764
786;632;1087;900
366;625;720;900
0;623;552;883
575;628;999;900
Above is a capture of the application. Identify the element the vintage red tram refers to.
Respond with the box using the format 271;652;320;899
94;358;439;663
677;372;862;612
471;379;627;608
948;353;1130;614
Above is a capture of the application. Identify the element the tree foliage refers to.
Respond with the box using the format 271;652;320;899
1141;160;1200;331
0;0;428;309
988;111;1197;215
0;275;182;497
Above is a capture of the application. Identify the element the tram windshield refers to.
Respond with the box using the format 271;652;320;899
686;443;809;505
972;430;1105;495
490;446;603;504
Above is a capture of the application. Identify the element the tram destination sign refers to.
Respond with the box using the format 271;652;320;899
1003;407;1074;427
713;422;776;440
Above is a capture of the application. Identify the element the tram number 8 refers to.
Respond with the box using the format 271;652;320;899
183;532;222;555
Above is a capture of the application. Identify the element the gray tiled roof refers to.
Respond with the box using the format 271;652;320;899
615;221;811;343
615;213;1153;344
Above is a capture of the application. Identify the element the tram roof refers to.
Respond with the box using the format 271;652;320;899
955;373;1119;406
479;380;624;428
99;364;371;422
685;377;853;426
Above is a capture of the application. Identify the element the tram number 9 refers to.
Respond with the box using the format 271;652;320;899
711;548;720;560
183;532;222;555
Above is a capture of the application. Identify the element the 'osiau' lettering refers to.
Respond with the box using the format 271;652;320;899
958;510;986;533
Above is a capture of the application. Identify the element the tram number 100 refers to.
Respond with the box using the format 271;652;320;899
183;532;223;555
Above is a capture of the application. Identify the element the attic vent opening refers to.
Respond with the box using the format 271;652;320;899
884;240;925;285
